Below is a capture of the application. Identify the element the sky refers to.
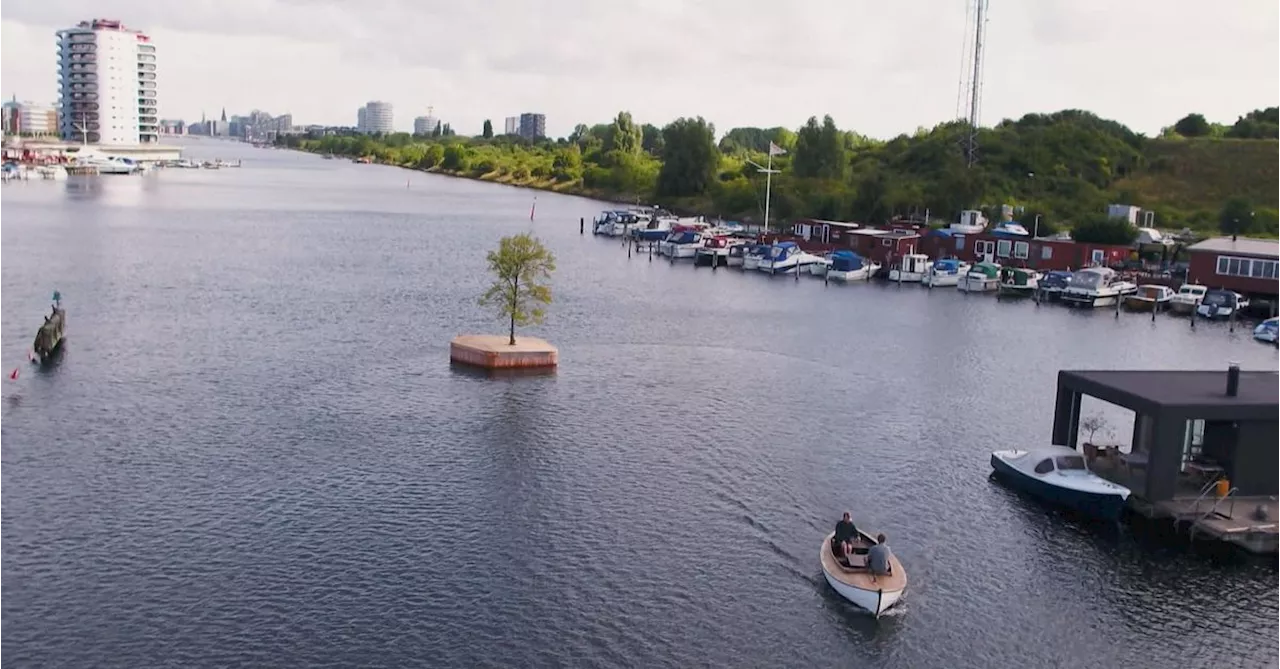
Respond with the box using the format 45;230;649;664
1;0;1277;139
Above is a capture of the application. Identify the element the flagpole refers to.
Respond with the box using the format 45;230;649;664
763;151;773;237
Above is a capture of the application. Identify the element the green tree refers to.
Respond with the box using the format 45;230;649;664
640;123;664;156
657;117;718;197
792;115;846;180
1218;197;1255;236
432;122;443;138
1173;113;1211;138
1071;215;1138;245
604;111;643;155
482;119;493;139
479;233;556;345
442;144;469;171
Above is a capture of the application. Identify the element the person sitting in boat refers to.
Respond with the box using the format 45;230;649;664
867;533;893;580
832;512;859;561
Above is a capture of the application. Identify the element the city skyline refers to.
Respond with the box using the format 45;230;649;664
2;1;1277;139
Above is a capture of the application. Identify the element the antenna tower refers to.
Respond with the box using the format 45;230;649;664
959;0;989;168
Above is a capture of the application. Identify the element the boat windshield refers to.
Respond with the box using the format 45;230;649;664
1055;455;1087;471
1202;291;1232;306
1071;272;1103;289
1179;286;1204;296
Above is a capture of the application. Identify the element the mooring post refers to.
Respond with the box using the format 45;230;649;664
648;243;653;262
1151;304;1157;323
628;241;632;259
1190;310;1196;329
1114;295;1120;319
580;217;584;235
1229;307;1235;333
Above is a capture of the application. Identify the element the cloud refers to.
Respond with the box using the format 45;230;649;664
2;0;1277;138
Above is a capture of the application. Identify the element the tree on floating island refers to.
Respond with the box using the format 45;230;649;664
480;233;556;345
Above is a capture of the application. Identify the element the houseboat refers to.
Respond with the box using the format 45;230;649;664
958;262;1001;293
1061;267;1137;308
824;251;878;282
923;258;969;288
887;253;930;282
1037;271;1074;301
1124;285;1176;311
1195;289;1250;320
1168;284;1208;314
758;242;825;275
996;267;1040;297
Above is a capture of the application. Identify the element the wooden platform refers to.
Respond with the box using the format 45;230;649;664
449;335;558;370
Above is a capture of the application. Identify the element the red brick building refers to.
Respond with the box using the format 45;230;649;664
1187;237;1279;299
920;230;1133;271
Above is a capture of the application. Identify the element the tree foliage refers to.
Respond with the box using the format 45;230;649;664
604;111;643;155
479;233;556;346
792;115;846;180
482;119;493;139
657;117;718;197
1226;107;1279;139
1218;197;1255;235
1071;215;1139;245
1173;114;1211;138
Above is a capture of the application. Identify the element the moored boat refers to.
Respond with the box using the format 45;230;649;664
1037;270;1073;301
990;445;1131;521
757;242;825;275
1061;267;1137;308
825;250;878;281
887;253;929;282
1254;317;1279;344
662;228;705;259
1195;289;1250;320
923;258;969;287
958;262;1001;293
996;267;1040;297
694;235;732;267
1124;284;1175;311
726;243;749;267
742;244;770;271
819;531;907;617
1168;284;1208;314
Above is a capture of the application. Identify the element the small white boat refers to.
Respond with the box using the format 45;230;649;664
887;253;929;282
809;258;831;277
694;235;732;267
1168;284;1208;314
825;250;878;282
1196;289;1250;320
726;243;748;267
1124;285;1175;311
662;229;705;259
923;258;969;287
37;165;69;180
996;267;1040;297
819;531;907;617
958;262;1001;293
1061;267;1138;308
990;446;1131;521
1254;317;1279;344
742;244;769;271
757;242;826;275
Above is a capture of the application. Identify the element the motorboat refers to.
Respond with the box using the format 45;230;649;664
1254;317;1279;344
694;236;732;267
1124;285;1176;311
996;267;1040;297
1196;289;1250;320
990;445;1131;521
631;215;674;241
757;242;825;275
923;258;969;287
825;250;878;282
37;164;69;180
1168;284;1208;314
742;244;770;271
1037;270;1073;301
726;243;749;267
958;262;1001;293
819;530;907;617
1060;267;1138;308
662;228;705;259
887;253;929;282
809;257;831;277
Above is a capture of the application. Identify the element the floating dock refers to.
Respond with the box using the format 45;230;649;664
449;335;558;370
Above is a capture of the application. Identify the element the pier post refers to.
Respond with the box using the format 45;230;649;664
649;243;653;262
1151;304;1157;323
580;217;584;235
1190;310;1196;329
1114;295;1120;318
1229;308;1235;333
628;241;632;259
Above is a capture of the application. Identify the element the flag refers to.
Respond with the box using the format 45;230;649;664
768;142;787;156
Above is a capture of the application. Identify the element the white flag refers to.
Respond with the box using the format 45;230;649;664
769;141;787;156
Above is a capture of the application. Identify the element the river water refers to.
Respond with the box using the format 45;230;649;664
3;142;1277;668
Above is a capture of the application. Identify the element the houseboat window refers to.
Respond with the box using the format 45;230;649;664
1055;455;1086;471
1252;261;1268;278
1033;459;1055;475
1041;246;1053;260
881;239;892;247
955;236;965;250
1013;241;1029;259
997;240;1012;257
1215;255;1278;278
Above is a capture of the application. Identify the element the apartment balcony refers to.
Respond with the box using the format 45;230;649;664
68;33;95;43
139;109;158;117
70;93;99;101
69;43;96;52
137;63;156;71
138;44;156;53
138;96;157;104
70;82;97;91
138;54;156;62
138;80;157;88
139;72;156;81
68;55;97;64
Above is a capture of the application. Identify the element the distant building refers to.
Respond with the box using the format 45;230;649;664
518;113;545;139
159;119;184;135
275;114;292;133
504;116;519;135
357;101;393;134
57;18;158;144
414;115;440;136
2;98;59;136
1107;204;1141;225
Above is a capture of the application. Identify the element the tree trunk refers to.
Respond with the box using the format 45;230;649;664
509;276;518;345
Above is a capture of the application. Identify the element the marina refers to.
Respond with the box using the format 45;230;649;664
2;144;1276;669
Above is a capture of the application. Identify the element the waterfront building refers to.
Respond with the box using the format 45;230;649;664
2;98;59;136
518;113;546;139
357;101;393;134
1187;237;1279;301
414;115;440;136
56;18;158;144
158;119;184;135
504;116;519;135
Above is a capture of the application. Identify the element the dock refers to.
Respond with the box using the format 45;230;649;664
450;335;558;370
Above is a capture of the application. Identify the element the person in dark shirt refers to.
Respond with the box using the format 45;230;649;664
832;512;859;562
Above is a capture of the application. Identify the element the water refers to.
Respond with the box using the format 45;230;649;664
3;143;1277;668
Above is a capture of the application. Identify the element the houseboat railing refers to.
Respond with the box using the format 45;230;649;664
1189;487;1238;542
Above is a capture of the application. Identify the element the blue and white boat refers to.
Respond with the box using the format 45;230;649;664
757;242;825;275
923;258;969;287
631;215;674;241
661;229;705;259
990;445;1131;521
742;244;771;271
1254;317;1279;344
1037;270;1073;301
1195;289;1250;319
822;250;879;281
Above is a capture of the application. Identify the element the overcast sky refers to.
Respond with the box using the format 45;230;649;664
2;0;1276;138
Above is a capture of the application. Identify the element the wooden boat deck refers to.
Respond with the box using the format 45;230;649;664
820;532;907;592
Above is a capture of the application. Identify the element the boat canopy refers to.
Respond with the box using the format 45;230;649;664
831;250;865;271
671;231;701;244
1201;289;1237;307
769;242;798;259
932;258;962;272
971;262;1000;277
1041;271;1072;288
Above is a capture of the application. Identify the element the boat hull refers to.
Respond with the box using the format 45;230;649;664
1124;297;1168;312
990;453;1128;521
828;266;876;282
726;256;744;267
887;270;924;282
958;277;998;292
821;567;904;616
924;273;962;287
1168;299;1199;314
1062;290;1120;308
997;284;1037;297
742;257;761;271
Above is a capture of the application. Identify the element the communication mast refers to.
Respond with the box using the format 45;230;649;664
958;0;989;168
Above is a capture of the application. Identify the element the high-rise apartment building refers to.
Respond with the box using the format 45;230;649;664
57;18;158;144
518;113;546;140
357;101;394;134
413;115;439;135
2;98;59;136
504;116;519;135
